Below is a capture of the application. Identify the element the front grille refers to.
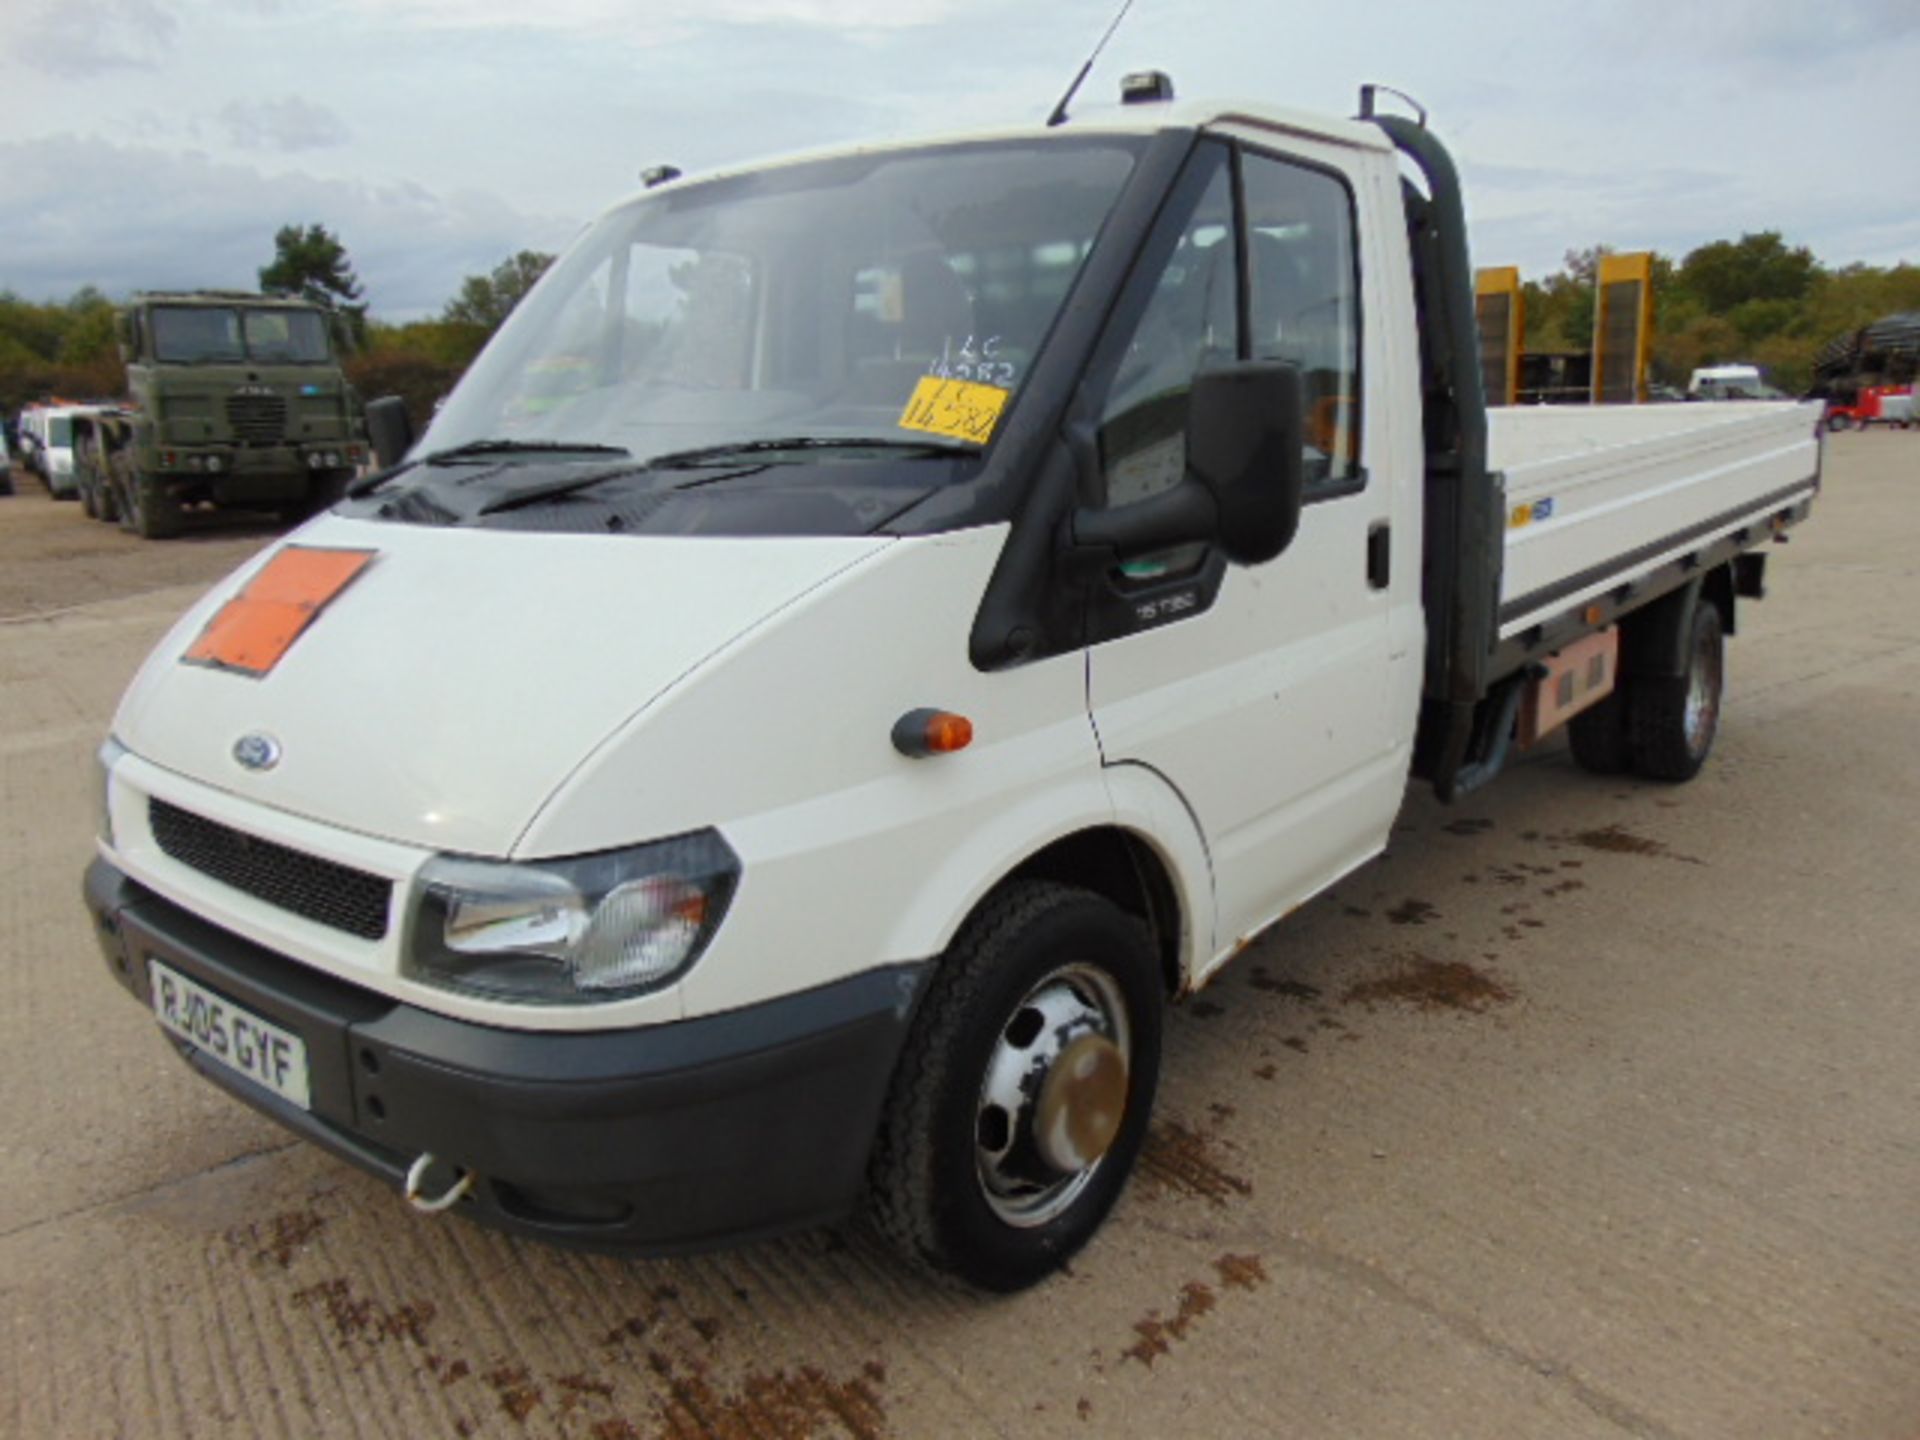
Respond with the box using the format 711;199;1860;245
149;797;391;940
226;392;288;445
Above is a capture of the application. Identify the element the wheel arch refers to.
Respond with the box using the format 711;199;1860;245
996;827;1188;997
867;764;1212;999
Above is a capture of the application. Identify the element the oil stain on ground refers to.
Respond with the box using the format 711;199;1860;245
1248;966;1321;1001
1565;824;1705;864
642;1351;888;1440
265;1240;893;1438
1385;898;1440;926
1341;956;1514;1014
1139;1119;1254;1206
291;1278;438;1351
1122;1254;1269;1368
231;1206;326;1269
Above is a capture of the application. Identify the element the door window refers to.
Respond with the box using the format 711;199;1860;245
1091;145;1237;511
1240;150;1362;490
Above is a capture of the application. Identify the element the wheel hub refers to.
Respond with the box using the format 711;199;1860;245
1034;1033;1128;1172
975;964;1132;1228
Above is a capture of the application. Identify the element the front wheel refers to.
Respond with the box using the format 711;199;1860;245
1628;600;1724;782
865;881;1163;1292
126;472;184;539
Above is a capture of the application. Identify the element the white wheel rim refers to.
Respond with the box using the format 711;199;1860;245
973;963;1132;1229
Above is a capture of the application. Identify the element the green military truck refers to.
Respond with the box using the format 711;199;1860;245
84;292;364;537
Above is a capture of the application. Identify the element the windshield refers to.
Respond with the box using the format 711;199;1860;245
243;308;332;362
152;306;331;364
419;137;1143;466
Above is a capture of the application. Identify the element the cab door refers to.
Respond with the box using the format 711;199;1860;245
1081;136;1410;964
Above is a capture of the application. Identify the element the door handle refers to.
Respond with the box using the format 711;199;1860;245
1367;523;1391;590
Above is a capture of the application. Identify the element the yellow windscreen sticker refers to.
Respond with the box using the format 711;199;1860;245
898;376;1010;446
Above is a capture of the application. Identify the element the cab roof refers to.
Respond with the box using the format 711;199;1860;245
133;291;326;310
616;93;1392;212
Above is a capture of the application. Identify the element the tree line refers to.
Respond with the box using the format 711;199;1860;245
1522;231;1920;394
5;221;1918;423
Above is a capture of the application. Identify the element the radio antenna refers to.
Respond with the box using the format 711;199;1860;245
1046;0;1138;128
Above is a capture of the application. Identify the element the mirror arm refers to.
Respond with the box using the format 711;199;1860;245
1068;481;1218;560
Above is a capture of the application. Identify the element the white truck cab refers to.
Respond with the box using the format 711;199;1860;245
85;80;1820;1291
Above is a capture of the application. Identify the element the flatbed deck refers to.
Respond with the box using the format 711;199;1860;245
1491;401;1821;639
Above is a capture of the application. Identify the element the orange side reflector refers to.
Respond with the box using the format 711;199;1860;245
182;546;375;678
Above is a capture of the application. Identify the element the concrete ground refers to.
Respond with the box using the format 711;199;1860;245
3;434;1918;1439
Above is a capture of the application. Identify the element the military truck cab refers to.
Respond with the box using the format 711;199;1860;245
112;292;365;537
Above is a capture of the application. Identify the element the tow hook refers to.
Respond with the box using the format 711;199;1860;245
403;1153;476;1214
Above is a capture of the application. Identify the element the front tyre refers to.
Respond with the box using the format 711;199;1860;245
865;880;1162;1292
1628;599;1724;782
126;472;183;539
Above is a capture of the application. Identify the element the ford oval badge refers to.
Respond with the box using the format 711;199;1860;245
233;733;282;772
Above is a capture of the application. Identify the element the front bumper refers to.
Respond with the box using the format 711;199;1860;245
86;858;926;1253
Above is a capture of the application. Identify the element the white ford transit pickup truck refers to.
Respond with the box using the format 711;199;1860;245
85;80;1821;1291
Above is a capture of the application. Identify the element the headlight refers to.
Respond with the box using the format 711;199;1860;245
405;830;741;1004
95;737;128;846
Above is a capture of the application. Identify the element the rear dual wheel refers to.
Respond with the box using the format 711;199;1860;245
1568;600;1723;782
866;881;1162;1292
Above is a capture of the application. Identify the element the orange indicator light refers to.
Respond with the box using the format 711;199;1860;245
892;708;975;758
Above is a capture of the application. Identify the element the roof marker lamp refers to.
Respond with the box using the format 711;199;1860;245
408;830;740;1004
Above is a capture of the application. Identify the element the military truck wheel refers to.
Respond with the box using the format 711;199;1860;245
128;473;185;540
277;471;349;525
97;460;123;524
865;880;1162;1292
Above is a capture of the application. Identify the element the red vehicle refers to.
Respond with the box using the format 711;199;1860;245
1824;384;1914;431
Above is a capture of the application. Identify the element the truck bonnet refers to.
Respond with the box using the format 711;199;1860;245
109;513;890;856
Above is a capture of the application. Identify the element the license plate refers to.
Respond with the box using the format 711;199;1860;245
148;959;312;1110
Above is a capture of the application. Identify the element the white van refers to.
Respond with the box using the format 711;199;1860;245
1688;364;1779;400
23;405;88;499
85;82;1821;1291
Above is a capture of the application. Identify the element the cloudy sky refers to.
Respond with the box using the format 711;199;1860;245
2;0;1916;319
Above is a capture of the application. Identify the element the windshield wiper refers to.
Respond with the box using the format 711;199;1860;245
347;437;633;498
473;463;763;517
470;435;974;517
641;436;978;469
419;438;631;466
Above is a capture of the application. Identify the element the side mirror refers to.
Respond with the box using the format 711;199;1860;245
1068;360;1306;566
365;395;416;470
1186;360;1305;565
